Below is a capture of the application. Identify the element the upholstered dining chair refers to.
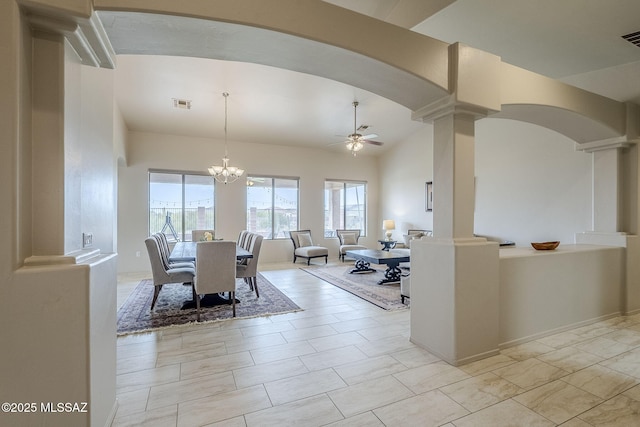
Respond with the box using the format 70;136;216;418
236;231;264;297
289;230;328;265
144;237;195;310
335;229;367;261
194;240;237;321
192;229;215;242
153;233;195;270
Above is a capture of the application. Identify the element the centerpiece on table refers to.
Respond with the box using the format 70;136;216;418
202;231;214;241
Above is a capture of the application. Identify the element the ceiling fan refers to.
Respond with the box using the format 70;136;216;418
342;101;384;156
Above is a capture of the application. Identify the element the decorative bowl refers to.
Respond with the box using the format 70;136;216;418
531;241;560;251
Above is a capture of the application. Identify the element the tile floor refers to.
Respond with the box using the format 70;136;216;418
113;263;640;426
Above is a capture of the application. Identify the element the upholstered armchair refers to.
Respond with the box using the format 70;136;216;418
335;229;367;261
398;229;432;249
396;230;431;303
289;230;328;265
401;275;410;304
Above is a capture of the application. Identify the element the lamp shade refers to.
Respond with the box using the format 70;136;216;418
383;219;395;230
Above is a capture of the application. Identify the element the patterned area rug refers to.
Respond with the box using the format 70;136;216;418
302;264;409;310
117;273;301;335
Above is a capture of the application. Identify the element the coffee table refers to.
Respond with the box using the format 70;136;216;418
345;249;410;285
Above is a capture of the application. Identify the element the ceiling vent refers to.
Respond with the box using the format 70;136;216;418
622;31;640;48
172;98;192;109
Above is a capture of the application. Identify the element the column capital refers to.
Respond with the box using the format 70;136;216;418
579;102;640;152
412;95;494;123
576;137;632;153
413;43;502;123
27;10;115;69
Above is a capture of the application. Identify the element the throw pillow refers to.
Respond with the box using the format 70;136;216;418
341;233;357;245
297;232;313;247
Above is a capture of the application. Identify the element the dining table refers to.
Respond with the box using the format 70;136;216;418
169;241;253;309
169;241;253;262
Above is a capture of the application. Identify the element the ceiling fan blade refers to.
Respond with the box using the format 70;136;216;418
327;140;348;147
364;139;384;146
361;133;378;140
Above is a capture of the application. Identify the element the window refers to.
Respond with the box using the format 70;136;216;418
246;176;299;239
324;180;366;237
149;171;214;242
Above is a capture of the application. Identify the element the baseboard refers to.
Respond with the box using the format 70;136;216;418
103;399;119;427
498;311;622;350
451;348;501;367
624;307;640;316
409;337;500;367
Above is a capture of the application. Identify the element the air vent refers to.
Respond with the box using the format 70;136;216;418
172;98;192;109
622;31;640;47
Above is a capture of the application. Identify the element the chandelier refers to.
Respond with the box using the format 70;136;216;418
208;92;244;184
346;101;365;156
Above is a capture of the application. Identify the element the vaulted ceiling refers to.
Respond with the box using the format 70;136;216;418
100;0;640;156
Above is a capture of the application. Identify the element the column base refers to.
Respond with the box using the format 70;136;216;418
577;232;640;316
409;237;500;366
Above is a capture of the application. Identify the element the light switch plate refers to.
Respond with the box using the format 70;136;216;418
83;232;93;248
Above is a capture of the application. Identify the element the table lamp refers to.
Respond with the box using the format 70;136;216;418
383;219;395;241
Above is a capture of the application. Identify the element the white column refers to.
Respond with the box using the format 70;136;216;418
575;132;640;315
594;148;621;232
32;31;66;256
576;141;628;245
432;112;476;238
411;109;499;365
408;44;502;365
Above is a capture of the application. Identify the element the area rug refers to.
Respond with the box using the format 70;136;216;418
117;273;301;335
302;264;409;311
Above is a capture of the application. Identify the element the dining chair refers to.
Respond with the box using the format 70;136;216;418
192;229;215;242
194;240;237;321
236;231;264;297
144;237;195;310
153;233;195;270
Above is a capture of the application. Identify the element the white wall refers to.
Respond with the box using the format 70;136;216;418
380;117;593;246
474;118;592;245
379;124;434;239
499;245;623;347
118;132;380;273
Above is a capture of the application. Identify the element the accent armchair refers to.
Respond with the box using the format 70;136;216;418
289;230;328;265
336;229;367;261
396;229;432;304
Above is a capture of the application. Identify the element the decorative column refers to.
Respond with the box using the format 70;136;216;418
576;103;640;314
408;44;502;365
1;5;119;427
